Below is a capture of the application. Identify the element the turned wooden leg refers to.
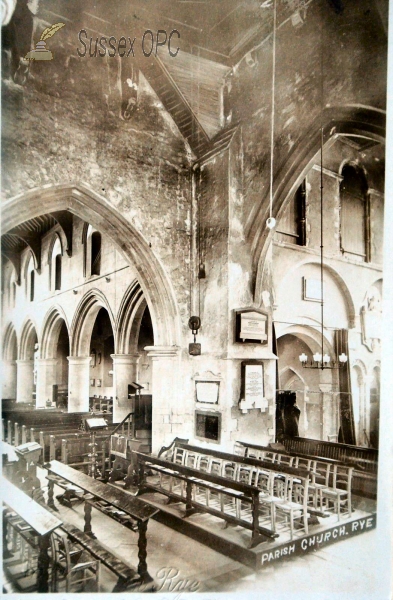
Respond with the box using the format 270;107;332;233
37;533;51;593
83;500;96;539
47;479;58;511
137;520;148;580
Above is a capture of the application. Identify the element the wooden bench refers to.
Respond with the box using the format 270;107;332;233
44;460;159;582
134;450;282;547
3;479;63;593
59;522;147;592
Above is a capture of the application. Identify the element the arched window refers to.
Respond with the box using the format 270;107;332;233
50;236;63;291
340;165;370;261
276;180;306;246
26;254;35;302
82;224;102;277
91;231;101;276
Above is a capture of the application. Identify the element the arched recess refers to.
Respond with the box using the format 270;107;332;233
70;289;115;357
41;306;69;359
2;183;181;347
252;105;386;298
48;233;64;291
2;323;18;400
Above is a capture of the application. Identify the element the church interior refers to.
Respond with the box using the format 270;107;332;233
1;0;390;595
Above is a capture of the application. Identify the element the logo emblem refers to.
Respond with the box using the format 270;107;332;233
25;22;65;61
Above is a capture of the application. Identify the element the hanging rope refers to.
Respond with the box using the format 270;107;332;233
267;0;277;230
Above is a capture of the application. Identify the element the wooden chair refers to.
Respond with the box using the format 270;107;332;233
321;465;353;521
235;465;255;521
274;474;309;540
308;460;330;510
50;530;100;592
254;469;277;531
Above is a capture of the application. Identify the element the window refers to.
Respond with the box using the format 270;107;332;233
276;180;306;245
50;236;63;291
82;225;102;277
340;164;370;261
30;270;35;301
195;410;221;443
26;254;35;302
91;231;101;276
55;254;62;290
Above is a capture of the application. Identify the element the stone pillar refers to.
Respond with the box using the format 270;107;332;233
145;346;180;454
67;357;91;413
35;359;58;409
363;375;374;446
16;359;34;403
111;354;140;424
2;360;17;400
319;383;333;440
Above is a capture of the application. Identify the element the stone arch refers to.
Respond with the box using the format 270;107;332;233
276;259;356;329
252;105;386;297
41;305;70;359
115;281;147;354
3;323;18;360
279;365;307;389
2;183;181;347
70;289;116;357
19;318;39;360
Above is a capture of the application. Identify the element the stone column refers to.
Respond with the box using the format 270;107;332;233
319;383;333;440
35;358;58;409
111;354;140;424
363;375;374;446
2;360;17;400
145;346;180;454
16;359;34;403
67;356;91;413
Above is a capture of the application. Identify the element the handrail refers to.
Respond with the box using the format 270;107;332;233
103;412;133;441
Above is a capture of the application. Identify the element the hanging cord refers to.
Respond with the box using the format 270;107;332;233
267;0;277;229
320;3;324;360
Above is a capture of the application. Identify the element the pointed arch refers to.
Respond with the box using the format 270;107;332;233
41;305;70;359
2;183;180;347
70;289;115;357
3;323;18;360
19;318;39;360
116;280;147;354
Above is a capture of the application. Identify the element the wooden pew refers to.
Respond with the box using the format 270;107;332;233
44;460;159;582
134;450;281;548
3;479;63;593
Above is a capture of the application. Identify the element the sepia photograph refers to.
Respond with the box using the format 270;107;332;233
1;0;392;597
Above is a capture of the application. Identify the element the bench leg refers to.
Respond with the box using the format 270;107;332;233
137;520;152;583
182;481;197;518
83;501;96;539
47;479;58;511
36;532;51;593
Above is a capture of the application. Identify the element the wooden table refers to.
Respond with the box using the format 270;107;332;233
44;460;158;580
3;479;63;592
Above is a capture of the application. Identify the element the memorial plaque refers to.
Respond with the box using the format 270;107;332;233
245;363;264;403
238;310;268;343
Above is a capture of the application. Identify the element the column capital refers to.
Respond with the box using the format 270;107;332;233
111;353;140;365
67;356;92;366
16;359;33;365
36;358;58;367
144;345;180;359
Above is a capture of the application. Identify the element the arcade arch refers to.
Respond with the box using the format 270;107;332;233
2;323;18;400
